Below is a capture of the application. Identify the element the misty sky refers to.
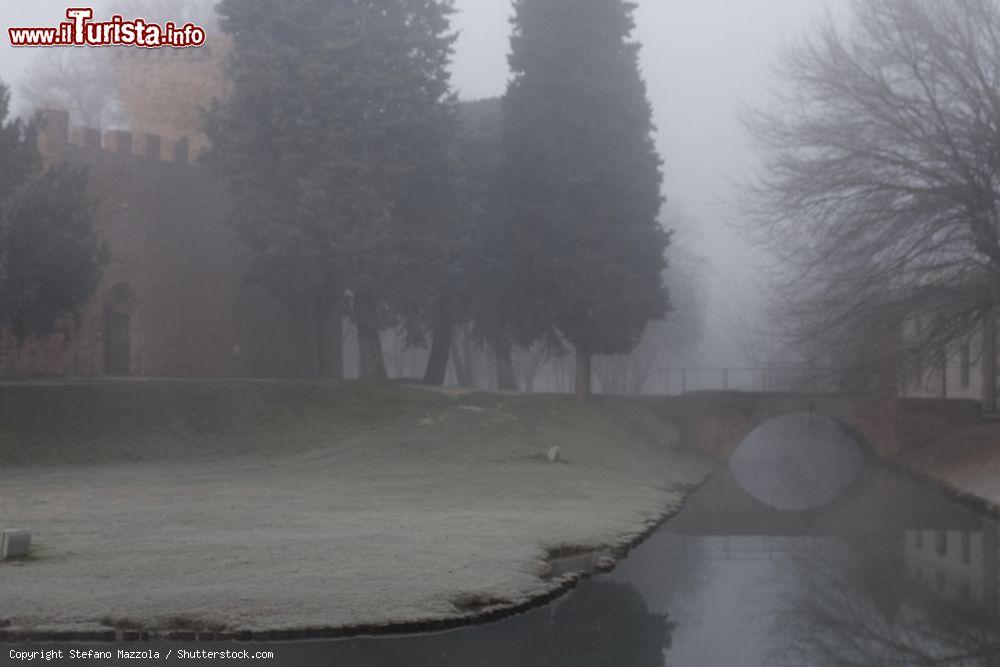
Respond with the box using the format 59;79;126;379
451;0;831;364
0;1;832;366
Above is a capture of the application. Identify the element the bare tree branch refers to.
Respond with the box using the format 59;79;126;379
741;0;1000;389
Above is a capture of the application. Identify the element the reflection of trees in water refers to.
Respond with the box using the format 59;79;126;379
299;580;673;667
532;581;675;667
609;530;717;626
762;537;1000;666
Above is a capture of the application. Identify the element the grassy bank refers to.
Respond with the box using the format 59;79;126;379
896;422;1000;516
0;380;442;466
1;380;711;634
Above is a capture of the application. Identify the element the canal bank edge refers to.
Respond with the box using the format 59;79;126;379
892;422;1000;519
0;475;714;645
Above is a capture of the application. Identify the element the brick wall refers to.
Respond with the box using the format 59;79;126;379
117;40;230;158
0;109;317;378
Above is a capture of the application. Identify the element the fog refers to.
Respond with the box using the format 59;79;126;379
450;0;830;365
0;0;832;369
4;3;1000;659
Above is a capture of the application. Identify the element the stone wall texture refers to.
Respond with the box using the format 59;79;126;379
0;109;323;378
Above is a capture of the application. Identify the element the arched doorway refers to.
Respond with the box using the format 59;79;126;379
103;283;135;376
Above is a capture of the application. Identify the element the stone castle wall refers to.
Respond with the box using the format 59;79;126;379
116;40;230;157
0;109;320;379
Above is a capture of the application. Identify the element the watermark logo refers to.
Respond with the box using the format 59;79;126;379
8;8;206;49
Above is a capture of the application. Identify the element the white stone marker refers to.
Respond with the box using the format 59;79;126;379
1;529;31;560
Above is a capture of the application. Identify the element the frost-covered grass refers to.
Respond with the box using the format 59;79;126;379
898;423;1000;511
0;380;711;633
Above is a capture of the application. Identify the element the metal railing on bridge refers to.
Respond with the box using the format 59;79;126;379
646;367;835;396
659;535;834;562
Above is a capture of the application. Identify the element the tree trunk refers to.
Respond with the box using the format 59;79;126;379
523;348;544;393
493;341;517;391
313;301;344;379
315;312;327;377
574;347;592;400
356;318;387;383
423;300;454;386
328;305;344;380
450;337;474;388
983;313;997;412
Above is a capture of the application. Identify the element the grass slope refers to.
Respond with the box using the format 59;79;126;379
0;380;711;634
0;380;442;466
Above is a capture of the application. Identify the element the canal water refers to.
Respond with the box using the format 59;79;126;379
287;468;998;667
24;416;1000;666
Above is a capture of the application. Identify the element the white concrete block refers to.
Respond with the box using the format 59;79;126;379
1;529;31;560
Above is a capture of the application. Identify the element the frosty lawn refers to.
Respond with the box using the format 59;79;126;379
0;381;711;635
897;422;1000;514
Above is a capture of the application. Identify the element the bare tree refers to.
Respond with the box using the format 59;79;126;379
593;208;708;395
743;0;1000;389
18;50;124;129
16;0;219;129
593;325;664;395
111;0;219;25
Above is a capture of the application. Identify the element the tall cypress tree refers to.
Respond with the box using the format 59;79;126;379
208;0;457;382
422;98;522;389
503;0;670;399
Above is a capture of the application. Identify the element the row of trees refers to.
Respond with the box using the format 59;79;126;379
207;0;673;397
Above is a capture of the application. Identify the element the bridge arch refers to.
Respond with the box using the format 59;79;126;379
662;392;897;463
658;391;981;464
735;411;880;460
728;412;871;512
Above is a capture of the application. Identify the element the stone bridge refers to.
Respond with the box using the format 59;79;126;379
653;392;982;462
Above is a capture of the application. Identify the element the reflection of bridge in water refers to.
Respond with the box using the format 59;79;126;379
658;467;1000;614
669;468;985;537
647;391;999;620
657;535;837;562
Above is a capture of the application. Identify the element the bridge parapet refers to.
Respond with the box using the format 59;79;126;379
656;392;981;462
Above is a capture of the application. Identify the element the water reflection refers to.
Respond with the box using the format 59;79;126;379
311;581;673;666
763;531;1000;666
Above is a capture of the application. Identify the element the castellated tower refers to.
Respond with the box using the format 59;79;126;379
0;108;325;379
116;37;230;157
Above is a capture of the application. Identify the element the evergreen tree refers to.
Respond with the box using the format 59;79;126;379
0;82;105;346
458;98;520;390
503;0;670;399
207;0;457;381
423;97;522;388
420;100;495;386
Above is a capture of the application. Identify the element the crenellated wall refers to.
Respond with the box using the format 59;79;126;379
0;108;329;379
36;108;198;164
